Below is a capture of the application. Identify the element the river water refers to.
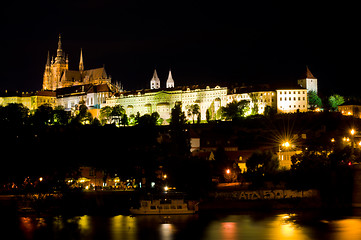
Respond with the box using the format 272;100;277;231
2;210;361;240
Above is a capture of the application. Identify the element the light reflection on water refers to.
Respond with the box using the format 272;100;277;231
7;211;361;240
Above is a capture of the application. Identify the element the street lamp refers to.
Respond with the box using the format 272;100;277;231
350;128;356;155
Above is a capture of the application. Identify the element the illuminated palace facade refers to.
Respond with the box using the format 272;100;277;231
104;69;313;123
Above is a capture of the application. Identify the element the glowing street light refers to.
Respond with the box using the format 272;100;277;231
351;129;356;136
282;141;291;148
226;169;230;174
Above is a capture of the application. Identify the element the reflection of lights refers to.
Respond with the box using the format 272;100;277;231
280;223;295;237
111;215;137;239
221;222;236;240
79;215;91;233
160;223;174;240
332;218;361;240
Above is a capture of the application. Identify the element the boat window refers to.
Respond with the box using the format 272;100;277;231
171;206;176;209
158;206;163;209
164;205;169;209
141;202;148;207
177;205;182;209
150;206;156;210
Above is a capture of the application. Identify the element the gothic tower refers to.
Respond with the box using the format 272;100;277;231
43;35;69;90
42;51;52;90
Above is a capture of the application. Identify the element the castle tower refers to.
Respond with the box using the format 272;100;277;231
166;69;175;88
150;69;160;89
298;66;318;94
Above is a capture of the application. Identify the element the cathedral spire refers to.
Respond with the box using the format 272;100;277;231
46;51;50;67
79;48;84;73
57;34;62;57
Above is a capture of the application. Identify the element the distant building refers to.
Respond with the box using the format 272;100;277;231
105;83;228;123
338;105;361;118
276;88;308;113
297;66;318;94
0;90;56;111
43;35;112;91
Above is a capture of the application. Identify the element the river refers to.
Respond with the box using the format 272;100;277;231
2;210;361;240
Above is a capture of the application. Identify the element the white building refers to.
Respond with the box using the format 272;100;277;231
276;88;308;113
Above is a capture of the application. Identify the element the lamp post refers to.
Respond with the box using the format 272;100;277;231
350;129;356;156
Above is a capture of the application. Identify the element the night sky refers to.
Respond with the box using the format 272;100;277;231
2;1;360;96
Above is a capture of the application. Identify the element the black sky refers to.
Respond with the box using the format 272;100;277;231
2;0;360;96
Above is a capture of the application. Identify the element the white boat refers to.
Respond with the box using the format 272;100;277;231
130;199;198;215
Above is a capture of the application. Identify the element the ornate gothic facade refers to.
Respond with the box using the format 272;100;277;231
42;35;111;91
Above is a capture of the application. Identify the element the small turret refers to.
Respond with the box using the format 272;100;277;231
166;69;175;88
150;69;160;89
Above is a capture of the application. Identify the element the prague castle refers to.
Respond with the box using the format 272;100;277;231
0;36;316;123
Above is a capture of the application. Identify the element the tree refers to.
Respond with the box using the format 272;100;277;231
32;104;54;127
72;102;93;124
111;105;125;126
136;112;160;127
308;91;322;109
170;103;186;127
264;106;276;117
246;150;279;176
221;100;250;121
0;103;29;127
328;94;344;111
186;104;200;124
53;106;70;125
99;106;113;125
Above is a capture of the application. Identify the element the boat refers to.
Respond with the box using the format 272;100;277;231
130;199;198;215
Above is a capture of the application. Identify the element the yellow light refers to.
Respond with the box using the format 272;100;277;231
351;129;356;135
331;138;335;143
39;177;43;182
282;142;290;148
226;169;230;174
164;186;169;191
163;174;167;179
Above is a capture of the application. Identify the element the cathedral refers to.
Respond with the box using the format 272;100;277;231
42;35;112;91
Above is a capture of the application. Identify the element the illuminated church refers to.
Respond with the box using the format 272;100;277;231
42;35;112;91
